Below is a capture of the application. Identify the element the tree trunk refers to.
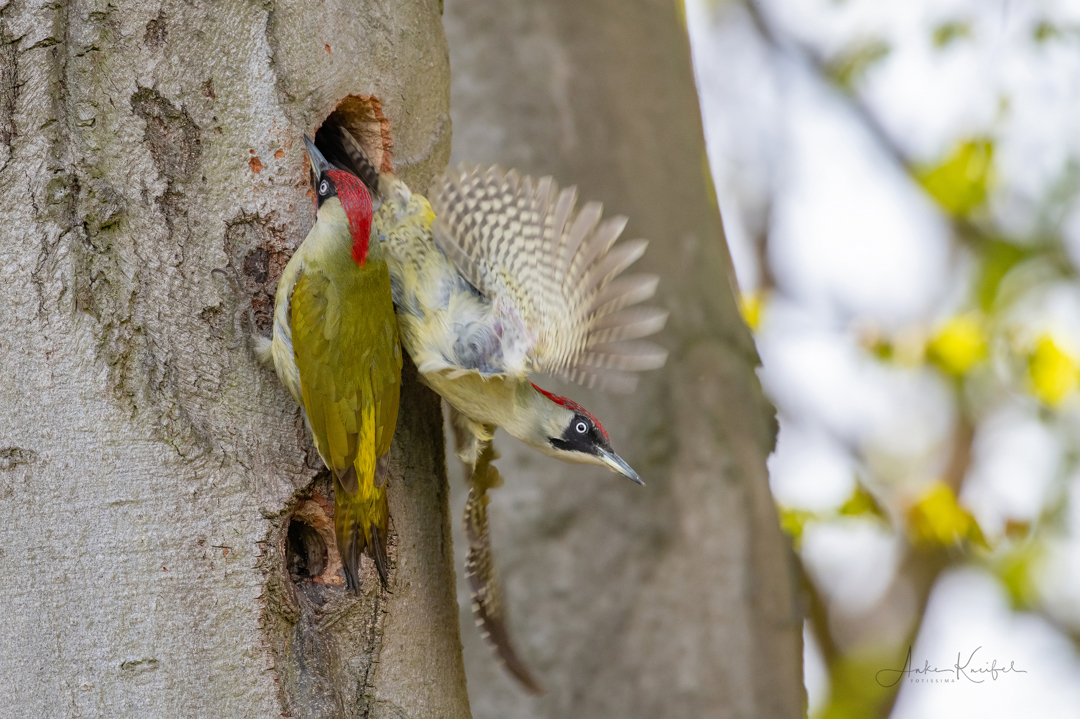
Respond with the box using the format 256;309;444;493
443;1;804;717
0;1;470;717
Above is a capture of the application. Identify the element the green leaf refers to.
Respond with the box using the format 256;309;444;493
933;21;971;48
1034;20;1059;43
815;648;909;719
825;41;890;91
975;240;1026;310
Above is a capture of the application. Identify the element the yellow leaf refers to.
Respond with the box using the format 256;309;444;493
779;507;814;548
927;313;987;376
738;291;766;332
907;482;987;549
816;649;901;719
839;483;887;521
916;139;994;217
994;542;1043;610
1028;336;1077;407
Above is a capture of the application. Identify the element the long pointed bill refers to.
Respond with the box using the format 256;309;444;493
597;448;644;486
303;134;333;179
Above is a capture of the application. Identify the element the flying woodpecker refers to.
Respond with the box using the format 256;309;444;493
316;127;666;691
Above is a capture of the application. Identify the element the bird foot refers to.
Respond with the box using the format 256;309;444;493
471;441;504;494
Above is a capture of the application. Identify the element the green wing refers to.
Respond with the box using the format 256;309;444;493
289;260;401;589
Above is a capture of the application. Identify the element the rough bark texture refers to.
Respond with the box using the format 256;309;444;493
0;0;470;717
443;1;804;717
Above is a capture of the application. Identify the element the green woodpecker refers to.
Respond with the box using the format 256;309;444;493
256;136;402;592
321;127;665;473
316;127;666;690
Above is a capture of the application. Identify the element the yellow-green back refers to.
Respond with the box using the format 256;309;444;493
283;199;402;589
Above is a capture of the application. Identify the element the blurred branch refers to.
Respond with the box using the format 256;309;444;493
800;559;838;666
755;207;778;293
742;0;911;172
873;413;974;718
942;413;974;493
732;1;1080;713
801;409;975;718
741;0;989;248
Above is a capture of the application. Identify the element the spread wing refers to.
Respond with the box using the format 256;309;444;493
289;267;401;485
430;164;668;393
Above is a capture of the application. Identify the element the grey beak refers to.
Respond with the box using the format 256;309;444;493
304;135;333;179
597;448;644;486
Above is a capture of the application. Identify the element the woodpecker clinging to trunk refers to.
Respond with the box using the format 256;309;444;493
256;136;402;592
316;127;666;691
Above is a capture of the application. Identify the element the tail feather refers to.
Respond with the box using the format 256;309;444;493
371;454;391;588
370;525;389;589
463;440;544;695
313;124;382;196
334;126;382;196
335;506;362;593
334;472;390;593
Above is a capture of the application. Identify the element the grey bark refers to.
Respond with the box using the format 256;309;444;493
0;1;470;717
444;1;804;717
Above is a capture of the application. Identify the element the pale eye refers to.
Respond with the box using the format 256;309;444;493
319;180;329;195
576;421;588;434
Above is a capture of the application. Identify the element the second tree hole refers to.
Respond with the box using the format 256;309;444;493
286;517;328;580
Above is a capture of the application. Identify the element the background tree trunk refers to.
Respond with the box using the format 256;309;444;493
0;1;470;717
443;1;805;717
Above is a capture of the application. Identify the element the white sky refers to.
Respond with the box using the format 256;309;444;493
685;0;1080;715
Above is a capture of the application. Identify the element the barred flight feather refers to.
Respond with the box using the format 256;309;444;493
431;164;668;390
590;274;660;317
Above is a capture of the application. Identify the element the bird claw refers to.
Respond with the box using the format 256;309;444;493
471;439;503;493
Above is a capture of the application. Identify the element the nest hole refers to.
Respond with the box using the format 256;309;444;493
286;516;328;580
313;95;394;179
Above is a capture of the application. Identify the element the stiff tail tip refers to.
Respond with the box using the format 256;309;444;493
370;525;390;590
336;523;390;593
339;526;363;594
335;490;391;593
